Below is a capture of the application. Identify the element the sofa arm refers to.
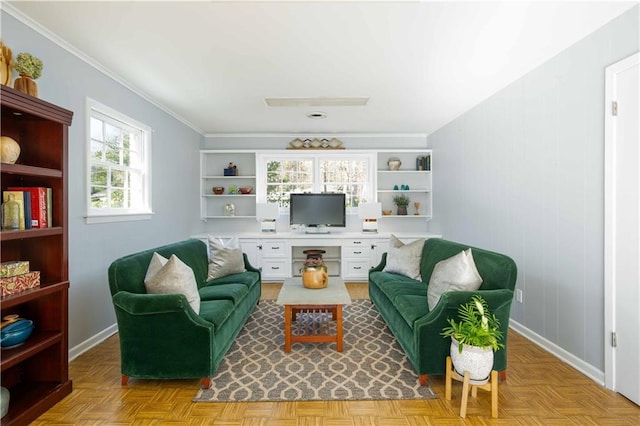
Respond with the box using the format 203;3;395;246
112;291;213;328
370;252;388;272
243;253;261;275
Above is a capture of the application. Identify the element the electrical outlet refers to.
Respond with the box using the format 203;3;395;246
516;289;523;303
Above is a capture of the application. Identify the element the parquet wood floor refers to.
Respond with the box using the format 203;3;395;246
33;283;639;425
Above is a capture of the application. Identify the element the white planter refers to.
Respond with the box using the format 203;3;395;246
450;337;494;384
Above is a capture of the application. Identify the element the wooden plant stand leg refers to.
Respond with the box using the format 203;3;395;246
445;356;499;419
460;371;472;418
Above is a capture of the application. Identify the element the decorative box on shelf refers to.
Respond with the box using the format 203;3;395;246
1;271;40;297
224;162;238;176
1;260;30;278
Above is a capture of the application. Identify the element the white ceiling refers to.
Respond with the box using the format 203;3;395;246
6;1;637;135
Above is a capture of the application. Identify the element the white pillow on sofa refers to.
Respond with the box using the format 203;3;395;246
145;254;201;314
207;236;245;280
382;234;425;280
427;248;482;310
144;252;168;282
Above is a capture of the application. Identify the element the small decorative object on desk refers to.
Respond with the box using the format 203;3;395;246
387;157;401;171
0;136;20;164
224;162;238;176
13;52;43;97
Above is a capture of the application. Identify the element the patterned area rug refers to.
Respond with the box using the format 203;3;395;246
193;299;437;402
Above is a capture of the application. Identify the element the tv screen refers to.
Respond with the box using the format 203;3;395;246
289;193;346;231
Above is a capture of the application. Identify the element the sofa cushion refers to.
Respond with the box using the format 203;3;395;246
382;235;425;280
199;283;249;303
369;270;418;287
427;248;482;310
145;254;201;314
207;237;246;280
395;294;430;328
199;299;235;329
375;278;427;305
207;270;260;288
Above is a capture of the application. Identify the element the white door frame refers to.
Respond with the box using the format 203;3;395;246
604;51;640;392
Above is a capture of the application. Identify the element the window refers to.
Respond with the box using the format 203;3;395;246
86;99;152;223
258;152;374;212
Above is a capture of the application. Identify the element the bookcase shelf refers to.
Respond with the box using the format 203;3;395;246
1;85;73;425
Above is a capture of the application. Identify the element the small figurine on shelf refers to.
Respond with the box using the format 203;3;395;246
224;162;238;176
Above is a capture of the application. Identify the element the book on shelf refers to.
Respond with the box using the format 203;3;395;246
7;186;48;228
2;190;26;230
47;187;53;227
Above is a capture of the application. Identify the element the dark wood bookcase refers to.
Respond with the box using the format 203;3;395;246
1;85;73;425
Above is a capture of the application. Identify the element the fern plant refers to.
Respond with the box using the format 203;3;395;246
441;295;504;353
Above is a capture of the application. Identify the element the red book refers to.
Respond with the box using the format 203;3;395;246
8;186;48;228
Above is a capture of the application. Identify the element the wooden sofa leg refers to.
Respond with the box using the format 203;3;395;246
419;374;428;386
201;378;212;389
121;375;129;386
499;370;507;381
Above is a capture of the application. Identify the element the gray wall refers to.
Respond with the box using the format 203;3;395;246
428;6;639;372
1;13;204;351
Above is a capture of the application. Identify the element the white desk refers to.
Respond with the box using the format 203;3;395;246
193;231;441;282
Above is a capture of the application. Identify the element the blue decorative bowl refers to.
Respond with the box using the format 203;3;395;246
1;319;34;348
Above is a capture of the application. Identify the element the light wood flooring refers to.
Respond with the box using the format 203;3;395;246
33;283;639;425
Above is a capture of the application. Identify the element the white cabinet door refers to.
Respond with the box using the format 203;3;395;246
239;239;262;270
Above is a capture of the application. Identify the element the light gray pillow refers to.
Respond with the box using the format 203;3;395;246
382;234;425;280
427;248;482;310
207;236;245;280
145;254;200;314
144;252;168;283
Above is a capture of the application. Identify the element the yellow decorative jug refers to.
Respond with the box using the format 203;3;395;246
302;267;328;289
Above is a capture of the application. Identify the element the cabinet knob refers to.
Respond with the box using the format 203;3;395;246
271;266;280;270
354;251;362;255
371;244;376;249
258;245;263;250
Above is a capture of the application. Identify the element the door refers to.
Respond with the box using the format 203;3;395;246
604;52;640;405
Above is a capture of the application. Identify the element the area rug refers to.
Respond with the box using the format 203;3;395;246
193;299;437;402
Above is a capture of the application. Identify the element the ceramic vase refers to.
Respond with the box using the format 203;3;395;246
14;74;38;97
302;267;328;289
396;205;408;215
450;337;494;384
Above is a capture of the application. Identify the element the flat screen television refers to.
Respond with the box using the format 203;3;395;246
289;193;346;233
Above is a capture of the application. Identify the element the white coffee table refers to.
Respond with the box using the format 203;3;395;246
276;277;352;352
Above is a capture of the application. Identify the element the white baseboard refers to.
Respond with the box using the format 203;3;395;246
69;323;118;362
509;320;605;386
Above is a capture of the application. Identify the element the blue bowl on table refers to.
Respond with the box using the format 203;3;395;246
1;319;34;348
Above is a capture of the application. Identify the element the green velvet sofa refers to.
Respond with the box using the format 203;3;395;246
108;239;261;388
369;238;517;386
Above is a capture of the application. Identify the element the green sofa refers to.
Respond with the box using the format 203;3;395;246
369;238;517;385
108;239;261;388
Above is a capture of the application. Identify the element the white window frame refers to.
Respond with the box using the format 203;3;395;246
85;98;153;224
256;151;376;215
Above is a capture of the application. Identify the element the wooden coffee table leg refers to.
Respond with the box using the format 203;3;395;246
284;305;292;352
336;304;343;352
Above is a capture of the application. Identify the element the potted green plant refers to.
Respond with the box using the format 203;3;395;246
13;52;43;97
392;193;410;215
441;295;504;382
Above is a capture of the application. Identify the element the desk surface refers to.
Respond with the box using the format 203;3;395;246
276;277;352;306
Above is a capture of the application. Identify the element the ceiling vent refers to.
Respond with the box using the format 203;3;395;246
265;97;369;107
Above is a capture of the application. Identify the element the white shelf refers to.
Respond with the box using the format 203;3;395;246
378;189;430;193
203;194;256;197
203;215;256;219
202;175;257;179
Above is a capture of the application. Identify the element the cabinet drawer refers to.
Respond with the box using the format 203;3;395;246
345;239;367;247
343;260;370;279
344;246;369;258
261;259;289;278
262;241;288;257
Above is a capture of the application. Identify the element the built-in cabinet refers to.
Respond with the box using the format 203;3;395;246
200;150;257;219
376;149;432;220
0;86;73;425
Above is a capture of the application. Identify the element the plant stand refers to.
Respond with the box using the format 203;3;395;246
445;356;498;418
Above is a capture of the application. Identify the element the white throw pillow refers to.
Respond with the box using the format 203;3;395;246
207;236;245;280
145;254;201;314
382;234;425;280
427;249;483;310
144;252;168;283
